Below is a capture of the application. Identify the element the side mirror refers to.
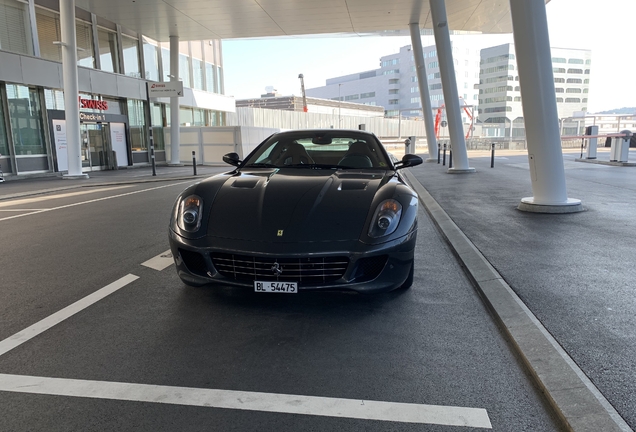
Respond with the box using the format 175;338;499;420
222;152;241;167
395;154;423;169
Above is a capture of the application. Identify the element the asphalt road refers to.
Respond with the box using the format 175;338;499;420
409;150;636;430
0;176;562;431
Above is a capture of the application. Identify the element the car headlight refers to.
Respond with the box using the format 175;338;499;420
177;195;203;232
368;199;402;238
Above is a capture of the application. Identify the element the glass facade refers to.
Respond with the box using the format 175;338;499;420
192;58;204;91
179;53;191;88
127;99;147;151
143;37;159;81
150;103;165;150
0;0;33;55
161;48;170;82
98;27;119;73
0;94;9;155
6;85;47;156
75;19;94;68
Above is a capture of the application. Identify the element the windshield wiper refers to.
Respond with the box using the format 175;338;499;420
284;163;341;169
243;163;278;168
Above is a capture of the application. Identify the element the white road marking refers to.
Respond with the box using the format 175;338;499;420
0;209;51;212
0;374;491;428
141;250;174;271
0;181;191;222
0;274;139;357
0;186;132;208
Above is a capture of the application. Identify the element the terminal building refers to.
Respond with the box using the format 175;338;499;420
0;0;234;176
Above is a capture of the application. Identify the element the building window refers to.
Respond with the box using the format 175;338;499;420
584;69;590;74
1;0;33;55
360;92;375;98
555;88;564;93
388;99;399;105
121;34;141;78
383;69;399;75
567;68;583;74
585;59;591;65
142;37;160;81
161;48;170;82
566;88;582;93
179;54;191;87
553;68;566;74
193;108;206;126
205;62;216;92
514;96;521;102
556;97;563;102
565;98;581;103
583;88;589;93
192;58;204;90
568;58;584;64
345;94;359;100
554;78;565;83
98;28;120;73
388;78;399;84
584;79;590;84
0;92;9;156
44;88;65;110
127;99;147;151
150;103;165;150
411;76;418;83
566;78;582;84
552;57;566;63
410;97;420;104
75;19;95;68
429;83;442;90
6;85;47;156
388;89;399;95
428;61;438;69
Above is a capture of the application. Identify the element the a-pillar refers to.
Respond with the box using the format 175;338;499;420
169;35;182;165
409;23;437;162
510;0;582;213
60;0;88;179
429;0;474;174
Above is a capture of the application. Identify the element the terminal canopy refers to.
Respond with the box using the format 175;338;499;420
75;0;545;42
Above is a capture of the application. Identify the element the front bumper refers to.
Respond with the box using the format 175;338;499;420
168;229;417;293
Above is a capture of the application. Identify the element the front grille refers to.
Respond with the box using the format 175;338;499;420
211;253;349;284
179;249;208;276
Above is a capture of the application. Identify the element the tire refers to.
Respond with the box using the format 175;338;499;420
399;260;414;290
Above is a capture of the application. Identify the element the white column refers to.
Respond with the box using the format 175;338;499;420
169;35;181;165
510;0;582;213
409;23;437;162
429;0;474;173
60;0;88;179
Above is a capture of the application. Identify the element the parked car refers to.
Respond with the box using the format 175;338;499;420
169;129;422;293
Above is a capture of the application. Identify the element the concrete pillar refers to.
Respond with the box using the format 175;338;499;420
510;0;582;213
429;0;474;173
169;35;181;165
60;0;88;179
409;23;437;162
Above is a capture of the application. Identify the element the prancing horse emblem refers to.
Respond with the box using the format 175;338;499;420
271;262;283;276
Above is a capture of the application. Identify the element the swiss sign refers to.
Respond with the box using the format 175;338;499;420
147;81;184;98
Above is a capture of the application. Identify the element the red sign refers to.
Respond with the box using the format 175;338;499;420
78;97;108;111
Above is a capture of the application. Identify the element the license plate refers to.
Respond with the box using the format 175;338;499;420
254;281;298;293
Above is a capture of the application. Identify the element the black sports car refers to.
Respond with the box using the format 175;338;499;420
168;129;422;293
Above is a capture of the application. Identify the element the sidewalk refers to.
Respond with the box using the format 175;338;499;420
0;165;229;201
407;152;635;431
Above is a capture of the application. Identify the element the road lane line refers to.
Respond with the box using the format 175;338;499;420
0;181;191;222
0;186;132;208
0;374;491;428
0;274;139;357
141;250;174;271
0;209;51;212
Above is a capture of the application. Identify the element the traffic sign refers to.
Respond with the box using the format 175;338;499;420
147;81;184;97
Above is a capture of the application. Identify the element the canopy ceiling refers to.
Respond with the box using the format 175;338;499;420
73;0;544;42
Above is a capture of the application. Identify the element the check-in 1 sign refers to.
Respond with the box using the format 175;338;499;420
147;81;184;97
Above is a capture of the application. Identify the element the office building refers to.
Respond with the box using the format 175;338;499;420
478;43;591;137
305;41;481;120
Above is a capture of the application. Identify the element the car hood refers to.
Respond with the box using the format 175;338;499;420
206;168;390;242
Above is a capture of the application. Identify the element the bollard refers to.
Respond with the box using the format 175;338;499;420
442;143;447;166
491;143;495;168
437;143;441;164
192;151;197;176
580;138;585;159
449;149;453;169
149;128;156;176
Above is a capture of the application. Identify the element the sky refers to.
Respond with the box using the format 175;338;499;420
222;0;636;113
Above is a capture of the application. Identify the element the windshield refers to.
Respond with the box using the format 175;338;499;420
243;132;391;169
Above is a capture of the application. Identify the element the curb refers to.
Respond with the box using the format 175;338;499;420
402;169;632;432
